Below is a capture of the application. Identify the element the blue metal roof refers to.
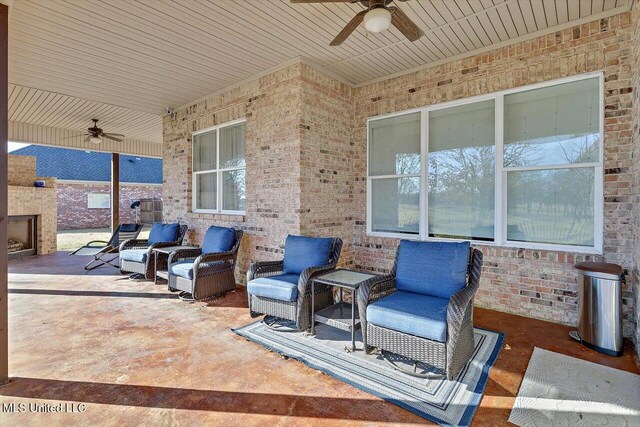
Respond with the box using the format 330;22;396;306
11;145;162;184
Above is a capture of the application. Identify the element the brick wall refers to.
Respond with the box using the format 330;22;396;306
630;0;640;357
163;63;304;283
163;12;639;338
56;182;162;230
352;13;637;335
8;154;36;187
299;63;355;266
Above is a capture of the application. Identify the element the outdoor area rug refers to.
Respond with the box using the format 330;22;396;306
509;347;640;426
234;320;503;426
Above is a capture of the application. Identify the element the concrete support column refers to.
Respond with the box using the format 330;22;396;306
0;3;9;384
111;153;120;233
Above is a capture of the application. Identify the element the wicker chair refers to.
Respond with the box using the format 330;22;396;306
167;227;243;301
119;223;188;280
247;235;343;331
357;240;483;380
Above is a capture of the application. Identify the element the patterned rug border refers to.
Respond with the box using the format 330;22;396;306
233;321;503;426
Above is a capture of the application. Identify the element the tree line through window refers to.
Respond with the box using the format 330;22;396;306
367;75;602;252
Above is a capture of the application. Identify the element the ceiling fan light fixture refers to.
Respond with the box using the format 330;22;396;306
90;136;102;144
363;7;392;33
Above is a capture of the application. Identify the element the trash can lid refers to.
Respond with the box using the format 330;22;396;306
575;262;623;278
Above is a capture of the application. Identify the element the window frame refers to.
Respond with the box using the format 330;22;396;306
192;118;246;215
87;193;111;209
366;72;604;254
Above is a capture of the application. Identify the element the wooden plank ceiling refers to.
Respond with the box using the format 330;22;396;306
8;0;632;146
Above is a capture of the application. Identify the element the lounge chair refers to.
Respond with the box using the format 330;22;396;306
247;235;343;331
69;223;143;270
167;226;243;301
357;240;483;380
119;223;188;280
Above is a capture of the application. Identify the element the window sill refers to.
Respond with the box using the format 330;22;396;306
190;210;246;221
365;232;602;255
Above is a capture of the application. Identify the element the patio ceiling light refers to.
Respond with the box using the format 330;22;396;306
90;136;101;144
363;7;391;33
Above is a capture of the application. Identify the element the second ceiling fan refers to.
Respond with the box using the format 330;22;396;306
291;0;424;46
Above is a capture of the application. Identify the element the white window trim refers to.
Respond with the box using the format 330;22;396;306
192;118;246;215
366;72;604;254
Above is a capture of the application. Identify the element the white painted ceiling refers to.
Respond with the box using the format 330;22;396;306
8;0;633;144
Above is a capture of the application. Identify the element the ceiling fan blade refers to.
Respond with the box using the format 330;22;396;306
389;6;424;42
61;133;90;140
84;135;92;143
330;10;367;46
102;133;125;138
102;134;124;142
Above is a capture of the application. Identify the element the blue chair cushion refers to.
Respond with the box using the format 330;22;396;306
367;291;449;342
201;226;235;254
395;240;470;299
282;235;333;275
148;223;180;245
120;249;148;263
169;260;224;280
247;274;300;302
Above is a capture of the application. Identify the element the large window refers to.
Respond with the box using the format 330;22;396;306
192;120;246;214
367;74;603;253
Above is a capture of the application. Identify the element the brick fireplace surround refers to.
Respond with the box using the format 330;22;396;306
7;155;57;256
163;9;640;353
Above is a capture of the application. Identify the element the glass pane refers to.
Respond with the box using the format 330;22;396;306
504;78;600;167
219;122;246;169
195;173;217;210
369;113;421;176
507;168;595;246
371;177;419;234
428;100;495;240
193;130;217;172
222;169;246;211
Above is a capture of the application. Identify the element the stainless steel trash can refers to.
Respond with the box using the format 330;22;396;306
569;262;624;356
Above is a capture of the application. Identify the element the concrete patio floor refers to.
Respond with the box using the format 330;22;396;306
1;252;638;426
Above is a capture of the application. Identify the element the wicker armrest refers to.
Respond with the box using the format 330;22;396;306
168;248;203;265
356;274;396;350
446;248;482;345
357;274;396;307
298;264;337;295
120;239;149;251
149;241;181;250
447;285;477;326
196;251;236;265
247;260;285;282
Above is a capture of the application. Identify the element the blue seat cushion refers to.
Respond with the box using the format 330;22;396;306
367;291;449;342
395;240;470;299
169;260;224;280
148;223;180;245
202;226;235;254
120;249;148;263
282;235;333;275
247;274;300;302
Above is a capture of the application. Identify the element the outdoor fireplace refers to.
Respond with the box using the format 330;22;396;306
8;215;37;259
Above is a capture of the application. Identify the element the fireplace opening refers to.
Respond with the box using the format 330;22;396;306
8;215;37;259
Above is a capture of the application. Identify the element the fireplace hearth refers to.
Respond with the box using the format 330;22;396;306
8;215;37;259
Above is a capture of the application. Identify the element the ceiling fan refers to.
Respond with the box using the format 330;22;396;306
64;119;125;144
291;0;424;46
